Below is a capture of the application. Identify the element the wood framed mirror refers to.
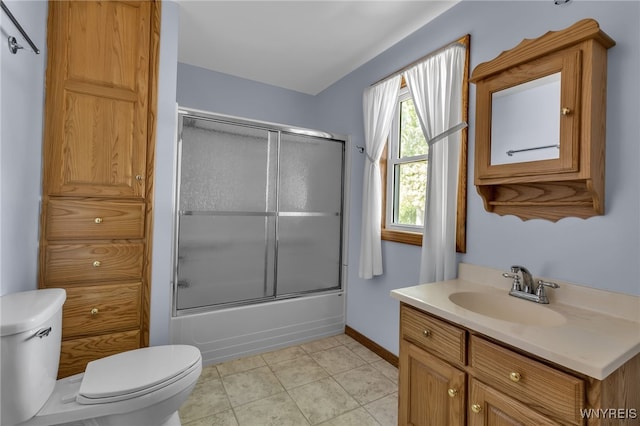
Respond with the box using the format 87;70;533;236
470;19;615;221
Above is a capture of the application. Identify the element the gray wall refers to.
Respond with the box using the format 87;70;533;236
176;1;640;354
0;0;47;296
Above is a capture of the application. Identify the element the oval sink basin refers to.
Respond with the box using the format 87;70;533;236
448;291;566;326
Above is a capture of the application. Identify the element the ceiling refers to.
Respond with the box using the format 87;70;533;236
177;1;459;95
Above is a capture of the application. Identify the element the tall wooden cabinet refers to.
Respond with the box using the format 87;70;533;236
39;0;161;378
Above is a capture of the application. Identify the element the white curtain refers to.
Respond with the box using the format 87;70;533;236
358;75;401;279
404;44;466;283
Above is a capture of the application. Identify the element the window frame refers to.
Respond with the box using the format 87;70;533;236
380;35;470;253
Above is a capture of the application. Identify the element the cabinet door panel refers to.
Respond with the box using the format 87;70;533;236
468;378;558;426
44;1;150;198
399;340;465;426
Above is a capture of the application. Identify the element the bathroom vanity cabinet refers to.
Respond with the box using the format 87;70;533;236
398;303;640;426
38;0;161;378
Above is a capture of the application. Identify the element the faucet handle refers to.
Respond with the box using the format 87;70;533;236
503;272;522;291
537;280;559;289
535;280;559;304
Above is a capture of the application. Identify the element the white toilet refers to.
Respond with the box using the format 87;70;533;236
1;289;202;426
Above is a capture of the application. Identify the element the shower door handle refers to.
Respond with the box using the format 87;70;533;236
177;280;190;288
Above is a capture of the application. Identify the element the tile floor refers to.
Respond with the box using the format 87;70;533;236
178;333;398;426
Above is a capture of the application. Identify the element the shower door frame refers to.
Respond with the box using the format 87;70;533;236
171;107;350;317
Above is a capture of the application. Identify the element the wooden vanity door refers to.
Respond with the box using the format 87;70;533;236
468;379;558;426
399;340;466;426
44;1;151;198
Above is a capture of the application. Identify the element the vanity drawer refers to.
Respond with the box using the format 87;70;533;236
58;329;141;378
44;243;144;284
61;282;141;339
46;199;145;240
469;335;584;425
401;304;466;365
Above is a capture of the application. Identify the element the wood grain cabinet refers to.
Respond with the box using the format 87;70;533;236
398;303;640;426
470;19;615;221
38;0;161;378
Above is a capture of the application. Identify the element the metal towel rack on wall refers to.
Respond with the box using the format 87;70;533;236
1;0;40;54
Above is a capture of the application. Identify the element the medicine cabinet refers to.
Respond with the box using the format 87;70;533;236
470;19;615;221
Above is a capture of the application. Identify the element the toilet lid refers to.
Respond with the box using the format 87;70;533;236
77;345;201;405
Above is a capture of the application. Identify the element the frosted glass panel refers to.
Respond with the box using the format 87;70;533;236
279;133;343;213
276;216;341;296
180;119;274;212
175;110;345;312
176;215;275;309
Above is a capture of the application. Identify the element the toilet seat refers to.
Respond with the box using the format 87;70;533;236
77;345;201;405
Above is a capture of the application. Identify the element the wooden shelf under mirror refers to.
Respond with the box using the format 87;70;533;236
470;19;615;221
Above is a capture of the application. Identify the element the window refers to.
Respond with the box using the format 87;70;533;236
383;83;428;244
377;36;469;251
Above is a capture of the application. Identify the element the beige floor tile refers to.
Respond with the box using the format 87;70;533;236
317;407;380;426
261;345;307;365
300;335;342;353
270;354;329;389
199;364;221;382
370;360;399;384
182;409;239;426
222;366;285;407
365;392;398;426
179;378;231;424
349;344;383;364
216;354;266;377
332;334;358;347
310;345;367;375
234;391;310;426
333;364;396;405
288;377;359;425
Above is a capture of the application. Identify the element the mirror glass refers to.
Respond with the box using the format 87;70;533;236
490;72;561;165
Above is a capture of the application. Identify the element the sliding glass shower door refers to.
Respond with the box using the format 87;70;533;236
174;110;345;313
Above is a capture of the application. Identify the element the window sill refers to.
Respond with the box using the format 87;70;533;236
381;228;422;246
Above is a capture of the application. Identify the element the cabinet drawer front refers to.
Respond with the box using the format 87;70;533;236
468;378;559;426
58;330;140;378
470;336;584;424
45;243;144;284
62;283;141;339
46;199;145;240
401;304;466;365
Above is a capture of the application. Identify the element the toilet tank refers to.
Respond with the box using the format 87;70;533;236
1;289;66;426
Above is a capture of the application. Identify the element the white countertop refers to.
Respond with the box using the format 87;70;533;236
390;264;640;380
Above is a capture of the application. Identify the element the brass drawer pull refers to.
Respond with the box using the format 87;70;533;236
92;260;101;267
94;217;103;224
448;388;458;398
561;107;572;115
90;308;99;316
509;371;521;382
471;404;482;414
422;329;431;337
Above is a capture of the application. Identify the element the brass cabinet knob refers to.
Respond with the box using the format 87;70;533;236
509;372;521;382
561;107;572;115
135;174;144;181
448;388;458;398
90;308;99;316
471;404;482;414
422;329;431;337
94;217;103;224
92;260;101;267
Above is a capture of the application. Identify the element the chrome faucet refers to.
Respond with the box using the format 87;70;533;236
502;265;559;304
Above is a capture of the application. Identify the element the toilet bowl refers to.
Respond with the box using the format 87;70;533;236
0;289;202;426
